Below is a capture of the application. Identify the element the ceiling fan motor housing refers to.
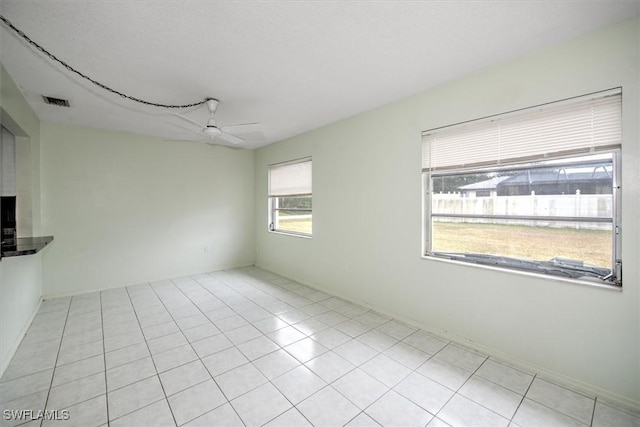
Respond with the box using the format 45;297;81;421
206;98;220;113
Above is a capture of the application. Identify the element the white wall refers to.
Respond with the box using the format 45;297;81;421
0;64;43;376
254;18;640;408
40;122;256;297
0;255;42;374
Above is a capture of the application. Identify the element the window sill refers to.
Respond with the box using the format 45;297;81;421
268;230;312;239
421;254;622;292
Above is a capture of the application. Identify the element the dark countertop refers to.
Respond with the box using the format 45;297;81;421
1;236;54;257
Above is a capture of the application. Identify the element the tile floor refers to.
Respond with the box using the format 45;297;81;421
1;267;638;427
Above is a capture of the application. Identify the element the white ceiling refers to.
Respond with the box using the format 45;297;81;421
1;1;638;149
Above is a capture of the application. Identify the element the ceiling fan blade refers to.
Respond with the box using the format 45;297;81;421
164;133;206;142
171;112;203;129
216;132;245;145
206;141;243;150
221;122;262;135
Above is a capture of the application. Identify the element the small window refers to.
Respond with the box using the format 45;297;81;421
268;158;312;237
422;89;622;286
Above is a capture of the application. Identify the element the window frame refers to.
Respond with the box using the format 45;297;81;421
421;91;622;288
268;157;312;238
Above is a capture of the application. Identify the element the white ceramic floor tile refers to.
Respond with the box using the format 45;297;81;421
47;372;106;410
236;335;279;361
184;402;243;427
108;376;165;420
272;365;326;404
513;398;587;427
365;390;433;427
213;315;249;332
0;390;48;427
152;344;199;373
159;360;211;396
106;356;156;392
252;316;289;334
147;332;189;355
0;369;53;404
384;342;430;370
315;311;350;326
375;320;417;341
439;394;510;427
592;400;640;427
279;309;312;324
394;371;454;414
102;330;144;353
525;378;595;425
475;359;534;395
292;318;330;336
167;379;227;425
175;314;209;330
284;337;329;363
305;351;355;383
56;340;104;366
297;386;360;427
105;342;150;370
357;330;399;352
215;362;268;400
403;331;449;355
201;347;249;377
310;328;352;349
191;334;233;358
435;344;487;372
345;412;382;427
182;323;221;343
224;324;263;346
459;375;523;419
332;368;389;410
267;326;306;347
334;319;370;338
264;407;312;427
417;357;473;391
110;399;176;427
354;312;389;328
427;417;453;427
142;321;180;340
59;328;103;350
334;339;379;366
52;355;104;388
1;354;57;383
253;349;301;380
43;394;107;427
361;354;412;387
231;383;292;426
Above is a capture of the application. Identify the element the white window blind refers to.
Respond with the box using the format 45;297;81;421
268;158;312;196
422;89;622;171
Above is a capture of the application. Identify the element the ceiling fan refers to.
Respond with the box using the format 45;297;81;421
170;98;261;146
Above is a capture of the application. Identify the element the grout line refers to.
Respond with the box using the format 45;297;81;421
37;297;73;427
123;285;179;427
98;291;110;427
145;278;246;425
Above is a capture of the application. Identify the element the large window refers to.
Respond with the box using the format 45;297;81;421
268;157;312;237
422;89;622;286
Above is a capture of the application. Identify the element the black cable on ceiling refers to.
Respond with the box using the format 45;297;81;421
0;14;207;109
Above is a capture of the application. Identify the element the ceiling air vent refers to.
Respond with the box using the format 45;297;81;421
42;96;70;107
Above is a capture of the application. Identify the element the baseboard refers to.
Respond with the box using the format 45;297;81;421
0;298;42;378
253;263;640;414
